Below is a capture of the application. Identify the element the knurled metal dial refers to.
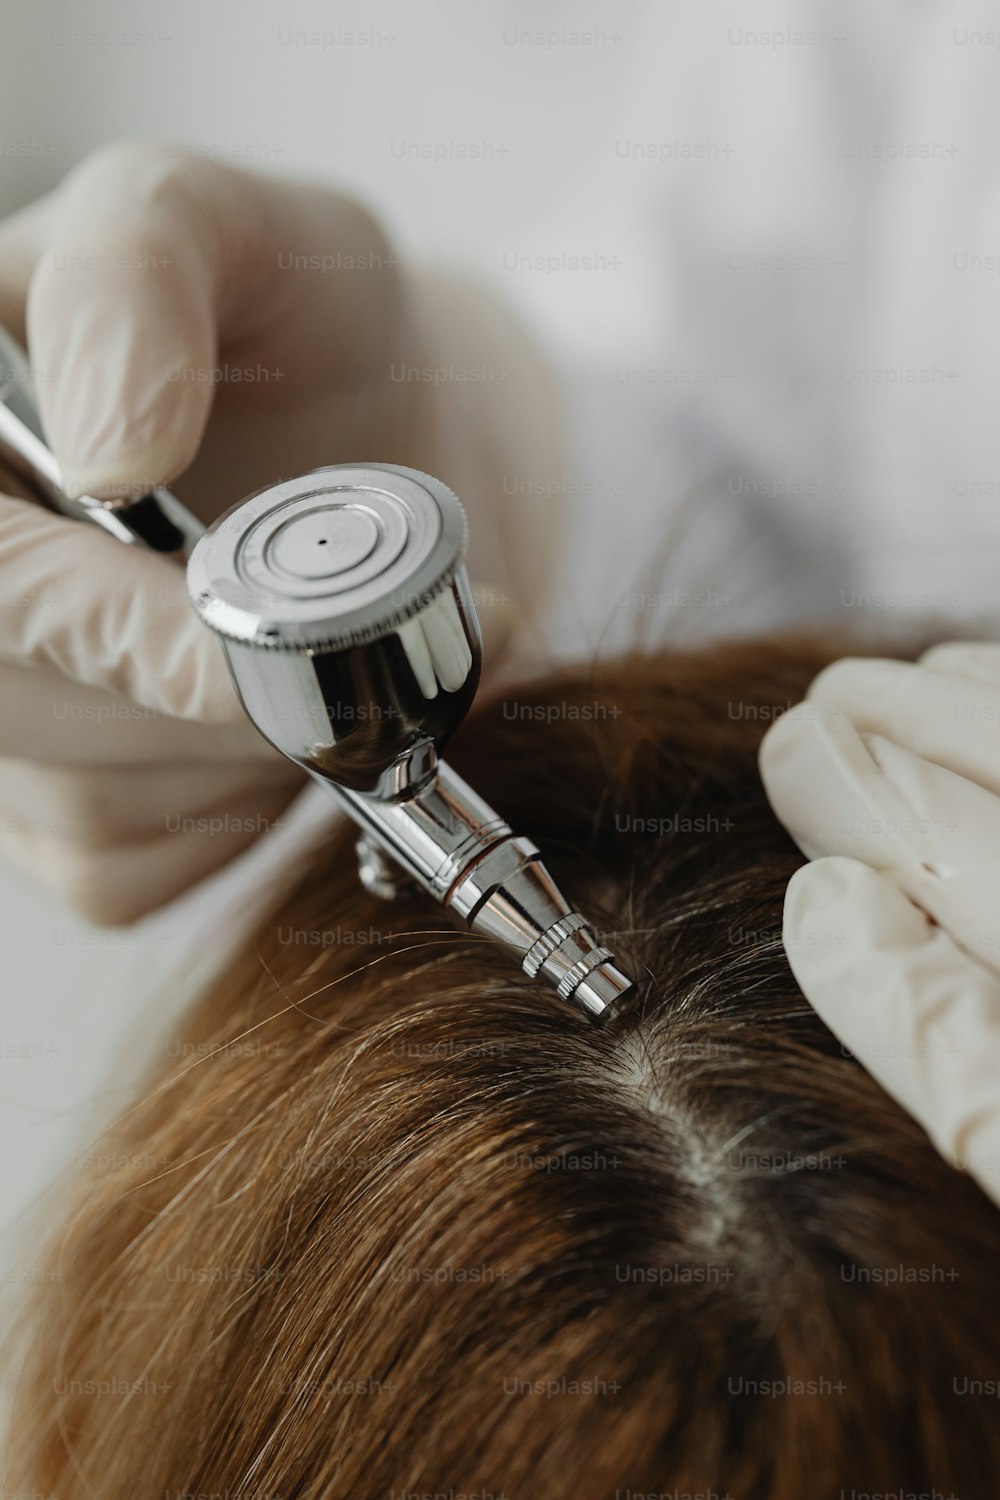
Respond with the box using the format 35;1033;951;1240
187;463;468;651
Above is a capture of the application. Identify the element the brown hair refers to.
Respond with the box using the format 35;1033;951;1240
8;635;1000;1500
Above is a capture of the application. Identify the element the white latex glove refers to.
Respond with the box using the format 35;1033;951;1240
759;641;1000;1206
0;141;567;922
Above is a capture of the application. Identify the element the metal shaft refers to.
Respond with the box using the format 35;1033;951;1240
313;761;634;1023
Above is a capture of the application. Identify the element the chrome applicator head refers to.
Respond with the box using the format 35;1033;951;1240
187;463;637;1023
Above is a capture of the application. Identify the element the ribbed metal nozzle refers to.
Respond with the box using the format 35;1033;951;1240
447;832;636;1023
523;913;636;1023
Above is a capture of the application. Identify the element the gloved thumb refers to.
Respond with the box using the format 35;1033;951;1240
783;854;1000;1206
0;146;255;502
23;150;220;501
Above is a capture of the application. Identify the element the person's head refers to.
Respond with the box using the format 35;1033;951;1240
10;635;1000;1500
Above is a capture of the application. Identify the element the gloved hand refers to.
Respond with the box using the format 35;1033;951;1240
759;640;1000;1206
0;141;567;923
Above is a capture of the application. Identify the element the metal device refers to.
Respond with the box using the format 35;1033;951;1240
0;323;636;1022
187;464;636;1023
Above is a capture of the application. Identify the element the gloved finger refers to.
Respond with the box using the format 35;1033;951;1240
13;142;398;501
806;655;1000;798
0;755;301;850
919;640;1000;686
784;855;1000;1207
0;491;257;725
760;701;1000;973
0;775;299;926
0;659;280;765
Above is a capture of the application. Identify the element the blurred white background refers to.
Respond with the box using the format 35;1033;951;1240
0;0;642;286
